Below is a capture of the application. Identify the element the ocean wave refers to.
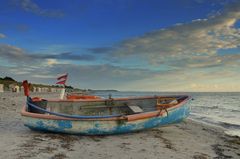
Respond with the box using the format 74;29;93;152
219;122;240;129
231;109;240;112
224;129;240;137
190;113;240;129
191;105;240;112
192;105;219;109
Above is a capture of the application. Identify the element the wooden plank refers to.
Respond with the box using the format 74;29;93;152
169;100;178;104
128;105;143;113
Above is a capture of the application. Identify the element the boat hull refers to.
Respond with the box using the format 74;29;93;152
22;101;190;135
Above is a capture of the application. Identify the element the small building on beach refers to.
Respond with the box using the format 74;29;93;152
33;87;37;92
0;84;4;92
36;87;41;92
50;88;57;92
9;84;20;92
14;85;20;92
20;86;24;92
43;87;49;92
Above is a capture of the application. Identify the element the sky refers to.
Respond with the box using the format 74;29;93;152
0;0;240;92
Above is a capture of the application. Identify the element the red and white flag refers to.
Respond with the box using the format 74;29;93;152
56;73;68;85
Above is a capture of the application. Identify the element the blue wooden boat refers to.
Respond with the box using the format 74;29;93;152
21;81;191;135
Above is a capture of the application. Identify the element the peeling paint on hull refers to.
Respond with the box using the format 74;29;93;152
22;103;190;135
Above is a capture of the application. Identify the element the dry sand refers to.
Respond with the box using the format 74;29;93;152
0;92;239;159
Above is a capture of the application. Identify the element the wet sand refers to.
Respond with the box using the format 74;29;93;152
0;92;239;159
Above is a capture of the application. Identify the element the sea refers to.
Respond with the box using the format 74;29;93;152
92;91;240;137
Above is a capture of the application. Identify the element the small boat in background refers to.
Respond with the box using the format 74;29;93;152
21;80;191;135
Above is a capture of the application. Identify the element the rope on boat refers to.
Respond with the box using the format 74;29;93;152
156;95;189;117
26;97;123;119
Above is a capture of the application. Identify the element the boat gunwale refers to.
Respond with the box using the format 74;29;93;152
45;95;185;102
21;95;191;121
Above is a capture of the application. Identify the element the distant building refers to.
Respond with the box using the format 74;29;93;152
42;87;49;92
9;84;20;92
0;84;4;92
33;87;37;92
37;87;41;92
9;84;14;92
20;86;24;92
14;85;20;92
50;88;57;92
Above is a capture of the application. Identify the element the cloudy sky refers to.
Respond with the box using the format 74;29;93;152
0;0;240;91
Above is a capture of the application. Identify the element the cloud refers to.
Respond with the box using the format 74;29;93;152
108;1;240;68
0;43;161;88
46;63;157;82
16;24;30;32
119;66;240;91
0;33;6;38
1;43;238;91
31;74;56;79
36;52;96;61
0;60;161;89
0;22;30;32
166;54;240;68
0;44;32;64
13;0;65;18
88;47;113;54
56;63;160;89
45;59;59;66
0;44;95;65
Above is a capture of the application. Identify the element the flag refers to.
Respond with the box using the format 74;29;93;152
56;73;68;85
57;73;68;81
56;80;67;85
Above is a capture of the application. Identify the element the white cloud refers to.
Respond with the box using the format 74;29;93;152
15;0;65;18
120;67;240;91
0;33;6;38
31;74;56;79
46;59;59;66
0;44;95;65
111;2;240;68
0;44;33;64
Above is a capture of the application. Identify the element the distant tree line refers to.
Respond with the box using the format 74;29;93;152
0;76;16;82
0;76;76;90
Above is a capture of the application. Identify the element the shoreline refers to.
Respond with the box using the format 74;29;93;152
0;92;239;159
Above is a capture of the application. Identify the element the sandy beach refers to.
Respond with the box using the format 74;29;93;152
0;92;239;159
